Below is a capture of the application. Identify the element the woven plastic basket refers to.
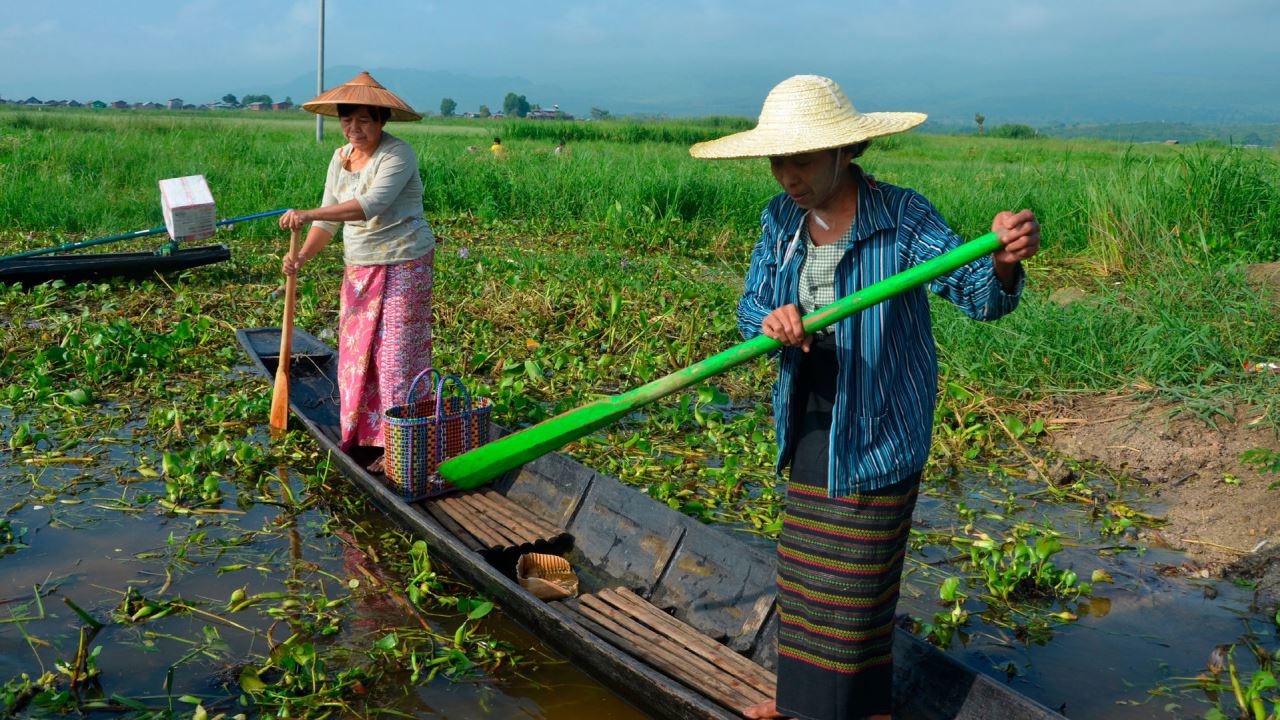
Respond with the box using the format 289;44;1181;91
384;370;492;500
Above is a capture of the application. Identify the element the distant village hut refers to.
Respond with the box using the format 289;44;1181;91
527;104;574;120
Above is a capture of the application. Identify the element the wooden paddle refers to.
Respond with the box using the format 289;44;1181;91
438;231;1005;489
269;228;301;434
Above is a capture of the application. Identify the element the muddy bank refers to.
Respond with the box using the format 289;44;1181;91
1040;394;1280;607
1224;545;1280;616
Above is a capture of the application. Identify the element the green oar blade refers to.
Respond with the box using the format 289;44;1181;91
440;232;1002;488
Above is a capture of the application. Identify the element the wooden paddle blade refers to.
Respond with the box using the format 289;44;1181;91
438;232;1004;489
269;362;291;431
269;228;301;432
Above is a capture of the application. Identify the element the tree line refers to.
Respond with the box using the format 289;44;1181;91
438;91;611;120
218;93;292;107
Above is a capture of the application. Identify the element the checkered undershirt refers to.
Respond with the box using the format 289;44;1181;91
797;223;853;326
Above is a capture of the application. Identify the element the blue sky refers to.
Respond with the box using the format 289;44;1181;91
2;1;1278;122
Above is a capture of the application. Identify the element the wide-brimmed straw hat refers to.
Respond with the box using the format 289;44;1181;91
689;75;926;159
302;71;422;122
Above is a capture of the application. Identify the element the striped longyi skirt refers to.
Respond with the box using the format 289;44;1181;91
775;333;919;720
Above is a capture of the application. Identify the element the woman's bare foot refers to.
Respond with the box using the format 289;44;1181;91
367;456;386;474
742;699;786;719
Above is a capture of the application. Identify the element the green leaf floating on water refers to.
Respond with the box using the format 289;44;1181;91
524;359;543;380
64;388;92;406
238;666;267;694
696;385;730;405
467;601;494;620
939;576;963;602
162;451;179;477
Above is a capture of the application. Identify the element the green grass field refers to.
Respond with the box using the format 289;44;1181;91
4;105;1278;527
3;107;1277;414
3;107;1279;719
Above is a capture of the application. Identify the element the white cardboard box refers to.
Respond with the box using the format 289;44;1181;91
159;175;216;242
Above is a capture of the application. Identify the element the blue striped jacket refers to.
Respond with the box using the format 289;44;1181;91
737;168;1024;496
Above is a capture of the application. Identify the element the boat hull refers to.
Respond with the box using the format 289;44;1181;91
0;245;231;286
236;326;1062;720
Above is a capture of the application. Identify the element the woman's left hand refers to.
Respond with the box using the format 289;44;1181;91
991;209;1040;267
279;209;312;231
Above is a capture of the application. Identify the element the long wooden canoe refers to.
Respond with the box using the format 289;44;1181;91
237;326;1063;720
0;245;230;286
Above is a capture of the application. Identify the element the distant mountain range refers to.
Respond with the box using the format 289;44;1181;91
259;65;1280;127
9;64;1278;129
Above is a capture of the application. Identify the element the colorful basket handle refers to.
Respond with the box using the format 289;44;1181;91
434;374;474;460
405;367;442;406
433;374;473;415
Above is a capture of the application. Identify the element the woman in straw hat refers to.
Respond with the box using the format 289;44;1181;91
690;75;1039;720
280;71;435;468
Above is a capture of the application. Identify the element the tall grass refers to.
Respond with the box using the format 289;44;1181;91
3;108;1278;265
2;107;1278;419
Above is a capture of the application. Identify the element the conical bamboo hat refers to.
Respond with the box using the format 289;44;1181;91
302;71;422;121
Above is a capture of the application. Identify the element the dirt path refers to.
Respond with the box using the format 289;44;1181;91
1039;393;1280;611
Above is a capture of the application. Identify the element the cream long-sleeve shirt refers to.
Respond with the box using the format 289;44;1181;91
312;132;435;266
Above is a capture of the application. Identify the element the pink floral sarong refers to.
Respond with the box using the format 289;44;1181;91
337;250;434;450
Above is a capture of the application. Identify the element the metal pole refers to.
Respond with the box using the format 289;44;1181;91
315;0;325;143
0;210;290;262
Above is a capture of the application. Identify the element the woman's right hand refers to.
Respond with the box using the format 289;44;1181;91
761;304;813;351
279;209;311;231
281;252;307;276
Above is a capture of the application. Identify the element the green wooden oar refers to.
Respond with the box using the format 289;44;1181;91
440;231;1003;489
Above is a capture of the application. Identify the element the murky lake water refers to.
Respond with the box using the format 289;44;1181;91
902;478;1268;719
0;406;643;718
2;400;1275;719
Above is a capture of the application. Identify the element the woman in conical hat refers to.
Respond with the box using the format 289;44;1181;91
692;75;1039;720
279;71;434;469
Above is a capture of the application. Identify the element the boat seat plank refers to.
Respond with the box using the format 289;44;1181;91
420;502;485;553
599;588;776;696
557;588;777;714
558;598;766;712
422;488;569;553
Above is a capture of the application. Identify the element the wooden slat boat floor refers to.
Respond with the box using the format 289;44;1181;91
554;587;776;715
418;488;570;554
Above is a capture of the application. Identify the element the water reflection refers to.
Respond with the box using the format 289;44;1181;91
0;413;645;719
902;477;1267;719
